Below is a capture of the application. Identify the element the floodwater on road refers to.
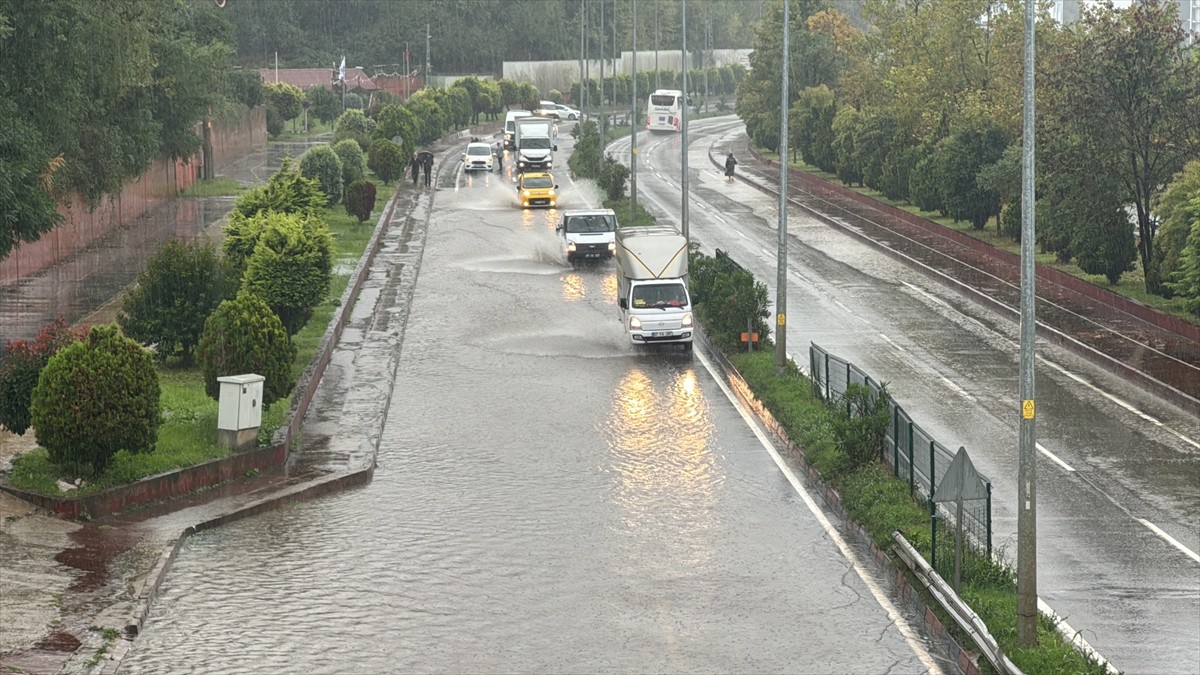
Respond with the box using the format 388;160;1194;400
120;137;945;674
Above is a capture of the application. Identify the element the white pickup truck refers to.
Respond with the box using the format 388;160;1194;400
615;225;694;357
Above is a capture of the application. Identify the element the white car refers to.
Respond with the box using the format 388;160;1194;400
554;104;582;121
461;142;494;171
535;100;561;119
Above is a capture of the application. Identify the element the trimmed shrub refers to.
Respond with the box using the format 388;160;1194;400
241;213;334;336
332;139;366;189
345;180;377;223
0;318;88;435
30;325;161;475
299;145;344;206
197;292;296;409
687;249;773;354
332;109;376;151
367;139;406;185
118;239;227;364
233;156;326;219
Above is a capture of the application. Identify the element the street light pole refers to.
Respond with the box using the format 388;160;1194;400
1017;0;1039;648
654;0;659;90
775;0;789;374
680;0;689;242
425;24;431;87
631;0;638;223
579;3;585;111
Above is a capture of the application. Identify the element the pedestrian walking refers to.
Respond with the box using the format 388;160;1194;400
724;152;738;183
410;152;421;185
421;152;433;187
495;142;504;172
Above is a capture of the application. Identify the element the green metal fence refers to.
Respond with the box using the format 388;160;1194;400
809;342;993;577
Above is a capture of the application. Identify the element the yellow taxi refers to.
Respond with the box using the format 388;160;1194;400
516;172;558;209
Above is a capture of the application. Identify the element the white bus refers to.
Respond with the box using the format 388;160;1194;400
646;89;685;133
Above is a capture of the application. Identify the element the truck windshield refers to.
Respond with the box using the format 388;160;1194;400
632;283;687;309
565;215;615;233
522;137;551;150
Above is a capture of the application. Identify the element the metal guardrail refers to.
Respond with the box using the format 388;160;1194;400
893;533;1023;675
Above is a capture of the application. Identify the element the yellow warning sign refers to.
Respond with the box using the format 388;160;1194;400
777;313;786;326
1022;400;1035;420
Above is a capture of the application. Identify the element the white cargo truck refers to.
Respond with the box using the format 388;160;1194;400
614;225;694;356
514;116;556;172
556;209;617;263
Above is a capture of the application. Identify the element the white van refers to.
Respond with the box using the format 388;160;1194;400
504;110;533;149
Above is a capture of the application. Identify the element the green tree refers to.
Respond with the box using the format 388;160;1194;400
516;82;540;110
367;139;407;185
1043;0;1200;291
306;85;341;125
333;108;377;151
299;145;344;207
0;98;62;260
831;106;863;187
227;69;264;109
332;139;366;189
0;318;87;436
406;95;447;145
232;156;326;220
1150;161;1200;297
118;240;227;365
265;81;304;131
938;121;1008;230
242;212;333;336
31;325;161;475
497;78;520;110
345;179;377;223
197;292;296;408
1166;204;1200;317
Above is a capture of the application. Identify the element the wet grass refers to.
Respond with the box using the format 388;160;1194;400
602;196;656;228
180;177;244;197
755;148;1196;327
6;183;396;497
726;351;1109;675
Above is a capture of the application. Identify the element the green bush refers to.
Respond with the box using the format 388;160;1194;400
233;156;326;219
197;292;296;409
332;139;366;190
598;154;629;201
299;145;344;206
30;325;161;475
118;239;227;365
0;318;88;435
567;120;601;179
241;212;333;336
687;249;773;353
345;180;377;223
265;106;284;137
830;382;893;471
367;139;406;185
332;109;377;151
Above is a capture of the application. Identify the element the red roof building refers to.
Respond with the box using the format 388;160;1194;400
258;67;380;94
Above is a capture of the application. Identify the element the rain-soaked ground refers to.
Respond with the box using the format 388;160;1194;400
119;131;949;674
0;137;329;351
608;117;1200;674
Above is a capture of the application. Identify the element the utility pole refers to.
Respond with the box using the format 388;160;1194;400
579;2;585;110
583;0;589;114
680;0;689;242
631;0;638;222
654;0;659;90
775;0;789;374
599;0;606;174
1017;0;1039;648
704;12;711;102
611;0;617;110
425;24;431;88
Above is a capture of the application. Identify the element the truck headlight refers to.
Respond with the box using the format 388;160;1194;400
607;242;616;251
681;313;693;328
629;316;642;330
567;242;577;251
522;190;531;197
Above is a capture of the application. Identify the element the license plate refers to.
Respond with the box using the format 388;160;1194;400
649;331;672;337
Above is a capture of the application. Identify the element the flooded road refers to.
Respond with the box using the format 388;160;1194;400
120;132;945;673
0;138;329;350
609;118;1200;674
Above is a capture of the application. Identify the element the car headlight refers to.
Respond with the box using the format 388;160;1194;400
607;242;616;251
629;316;642;330
681;313;693;328
548;188;555;195
522;190;531;197
567;242;577;251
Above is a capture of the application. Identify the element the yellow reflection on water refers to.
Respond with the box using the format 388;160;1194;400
520;208;535;231
600;272;618;305
561;273;585;302
605;366;720;568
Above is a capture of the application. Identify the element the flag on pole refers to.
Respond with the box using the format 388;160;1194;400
338;56;346;82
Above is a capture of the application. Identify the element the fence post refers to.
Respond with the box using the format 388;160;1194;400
986;481;993;558
810;348;817;397
930;439;938;571
892;405;899;478
824;352;831;400
908;422;915;495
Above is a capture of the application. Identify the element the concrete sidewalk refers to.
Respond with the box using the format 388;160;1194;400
0;132;476;673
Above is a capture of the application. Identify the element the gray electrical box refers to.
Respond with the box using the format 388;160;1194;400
217;373;265;451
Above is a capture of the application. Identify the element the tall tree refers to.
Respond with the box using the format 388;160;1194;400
1044;0;1200;292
